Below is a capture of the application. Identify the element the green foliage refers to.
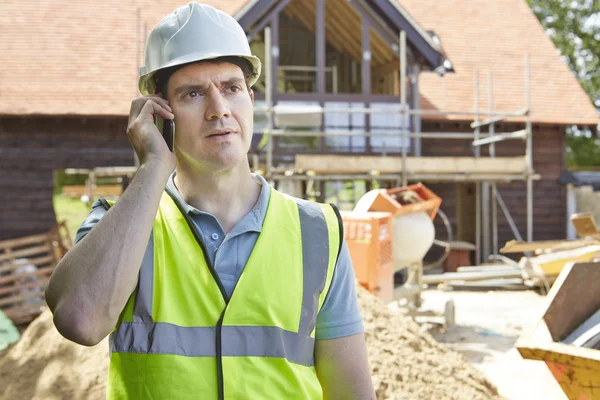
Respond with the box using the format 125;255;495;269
53;170;86;195
566;131;600;168
527;0;600;110
527;0;600;168
53;195;93;241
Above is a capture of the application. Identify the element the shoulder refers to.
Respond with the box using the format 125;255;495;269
316;240;364;339
274;190;344;255
274;189;342;223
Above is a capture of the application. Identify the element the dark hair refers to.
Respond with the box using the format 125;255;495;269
152;56;255;98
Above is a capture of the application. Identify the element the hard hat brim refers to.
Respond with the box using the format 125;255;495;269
138;53;262;96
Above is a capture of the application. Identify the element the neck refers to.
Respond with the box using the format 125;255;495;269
174;159;262;233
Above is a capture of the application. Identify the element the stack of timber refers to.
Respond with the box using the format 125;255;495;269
424;213;600;289
0;222;71;325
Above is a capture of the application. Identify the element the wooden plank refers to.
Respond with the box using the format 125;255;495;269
62;184;122;198
422;269;523;284
571;213;599;238
294;155;528;175
0;277;50;297
4;303;47;324
516;262;600;400
501;239;598;254
0;243;52;264
3;300;47;314
0;233;48;250
0;266;54;286
0;290;45;307
0;254;55;274
544;262;600;341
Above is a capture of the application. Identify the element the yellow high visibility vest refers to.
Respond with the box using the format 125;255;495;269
106;186;341;399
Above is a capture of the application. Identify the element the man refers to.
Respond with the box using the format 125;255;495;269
46;2;374;399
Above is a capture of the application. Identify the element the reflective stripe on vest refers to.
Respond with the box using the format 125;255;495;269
110;323;315;366
107;187;342;399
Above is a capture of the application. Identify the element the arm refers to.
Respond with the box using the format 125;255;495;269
316;333;375;399
45;95;175;346
314;242;375;399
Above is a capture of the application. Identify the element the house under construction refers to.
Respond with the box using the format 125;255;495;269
1;0;598;265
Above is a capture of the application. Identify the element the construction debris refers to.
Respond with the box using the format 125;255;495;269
517;262;600;399
0;284;500;400
426;213;600;291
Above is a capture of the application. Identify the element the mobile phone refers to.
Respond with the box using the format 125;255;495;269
156;116;175;152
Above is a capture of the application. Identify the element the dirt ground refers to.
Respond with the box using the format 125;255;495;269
407;289;567;400
0;285;562;399
1;287;501;400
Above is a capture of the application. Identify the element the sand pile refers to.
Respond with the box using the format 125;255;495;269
357;285;500;399
0;310;107;400
0;286;499;400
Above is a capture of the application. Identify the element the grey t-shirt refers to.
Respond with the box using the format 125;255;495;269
75;173;364;340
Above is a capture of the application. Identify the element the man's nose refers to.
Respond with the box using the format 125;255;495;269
205;92;231;120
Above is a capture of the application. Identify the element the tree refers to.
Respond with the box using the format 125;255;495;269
527;0;600;168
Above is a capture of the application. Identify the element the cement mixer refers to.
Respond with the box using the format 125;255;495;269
351;184;453;314
355;188;437;268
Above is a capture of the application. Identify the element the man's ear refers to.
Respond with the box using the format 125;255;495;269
249;89;255;105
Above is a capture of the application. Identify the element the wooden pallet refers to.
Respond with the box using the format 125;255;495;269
0;222;72;325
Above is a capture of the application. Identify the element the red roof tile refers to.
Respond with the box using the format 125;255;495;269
1;0;597;125
0;1;247;116
397;0;599;125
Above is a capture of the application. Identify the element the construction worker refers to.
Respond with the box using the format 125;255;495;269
45;2;374;399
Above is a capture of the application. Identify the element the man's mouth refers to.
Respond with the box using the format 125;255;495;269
207;130;236;138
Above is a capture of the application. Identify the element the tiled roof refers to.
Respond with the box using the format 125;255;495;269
0;1;247;116
1;0;597;125
397;0;599;125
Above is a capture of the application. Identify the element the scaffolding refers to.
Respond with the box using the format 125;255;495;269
254;27;536;264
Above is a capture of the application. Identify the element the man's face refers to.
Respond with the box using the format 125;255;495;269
167;61;254;171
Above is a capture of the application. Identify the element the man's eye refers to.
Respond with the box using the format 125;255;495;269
185;91;200;98
228;86;241;93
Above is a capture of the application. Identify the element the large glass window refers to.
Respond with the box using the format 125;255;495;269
370;28;399;96
278;0;317;93
325;0;362;93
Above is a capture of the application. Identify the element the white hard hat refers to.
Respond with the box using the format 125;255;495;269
139;2;262;95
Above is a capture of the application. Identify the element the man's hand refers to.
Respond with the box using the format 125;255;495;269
315;333;375;399
127;94;176;171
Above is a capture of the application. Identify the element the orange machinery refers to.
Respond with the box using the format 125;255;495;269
354;183;441;220
343;183;442;304
341;211;394;303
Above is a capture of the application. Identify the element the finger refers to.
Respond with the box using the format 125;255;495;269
130;95;172;117
148;96;172;112
140;100;174;121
